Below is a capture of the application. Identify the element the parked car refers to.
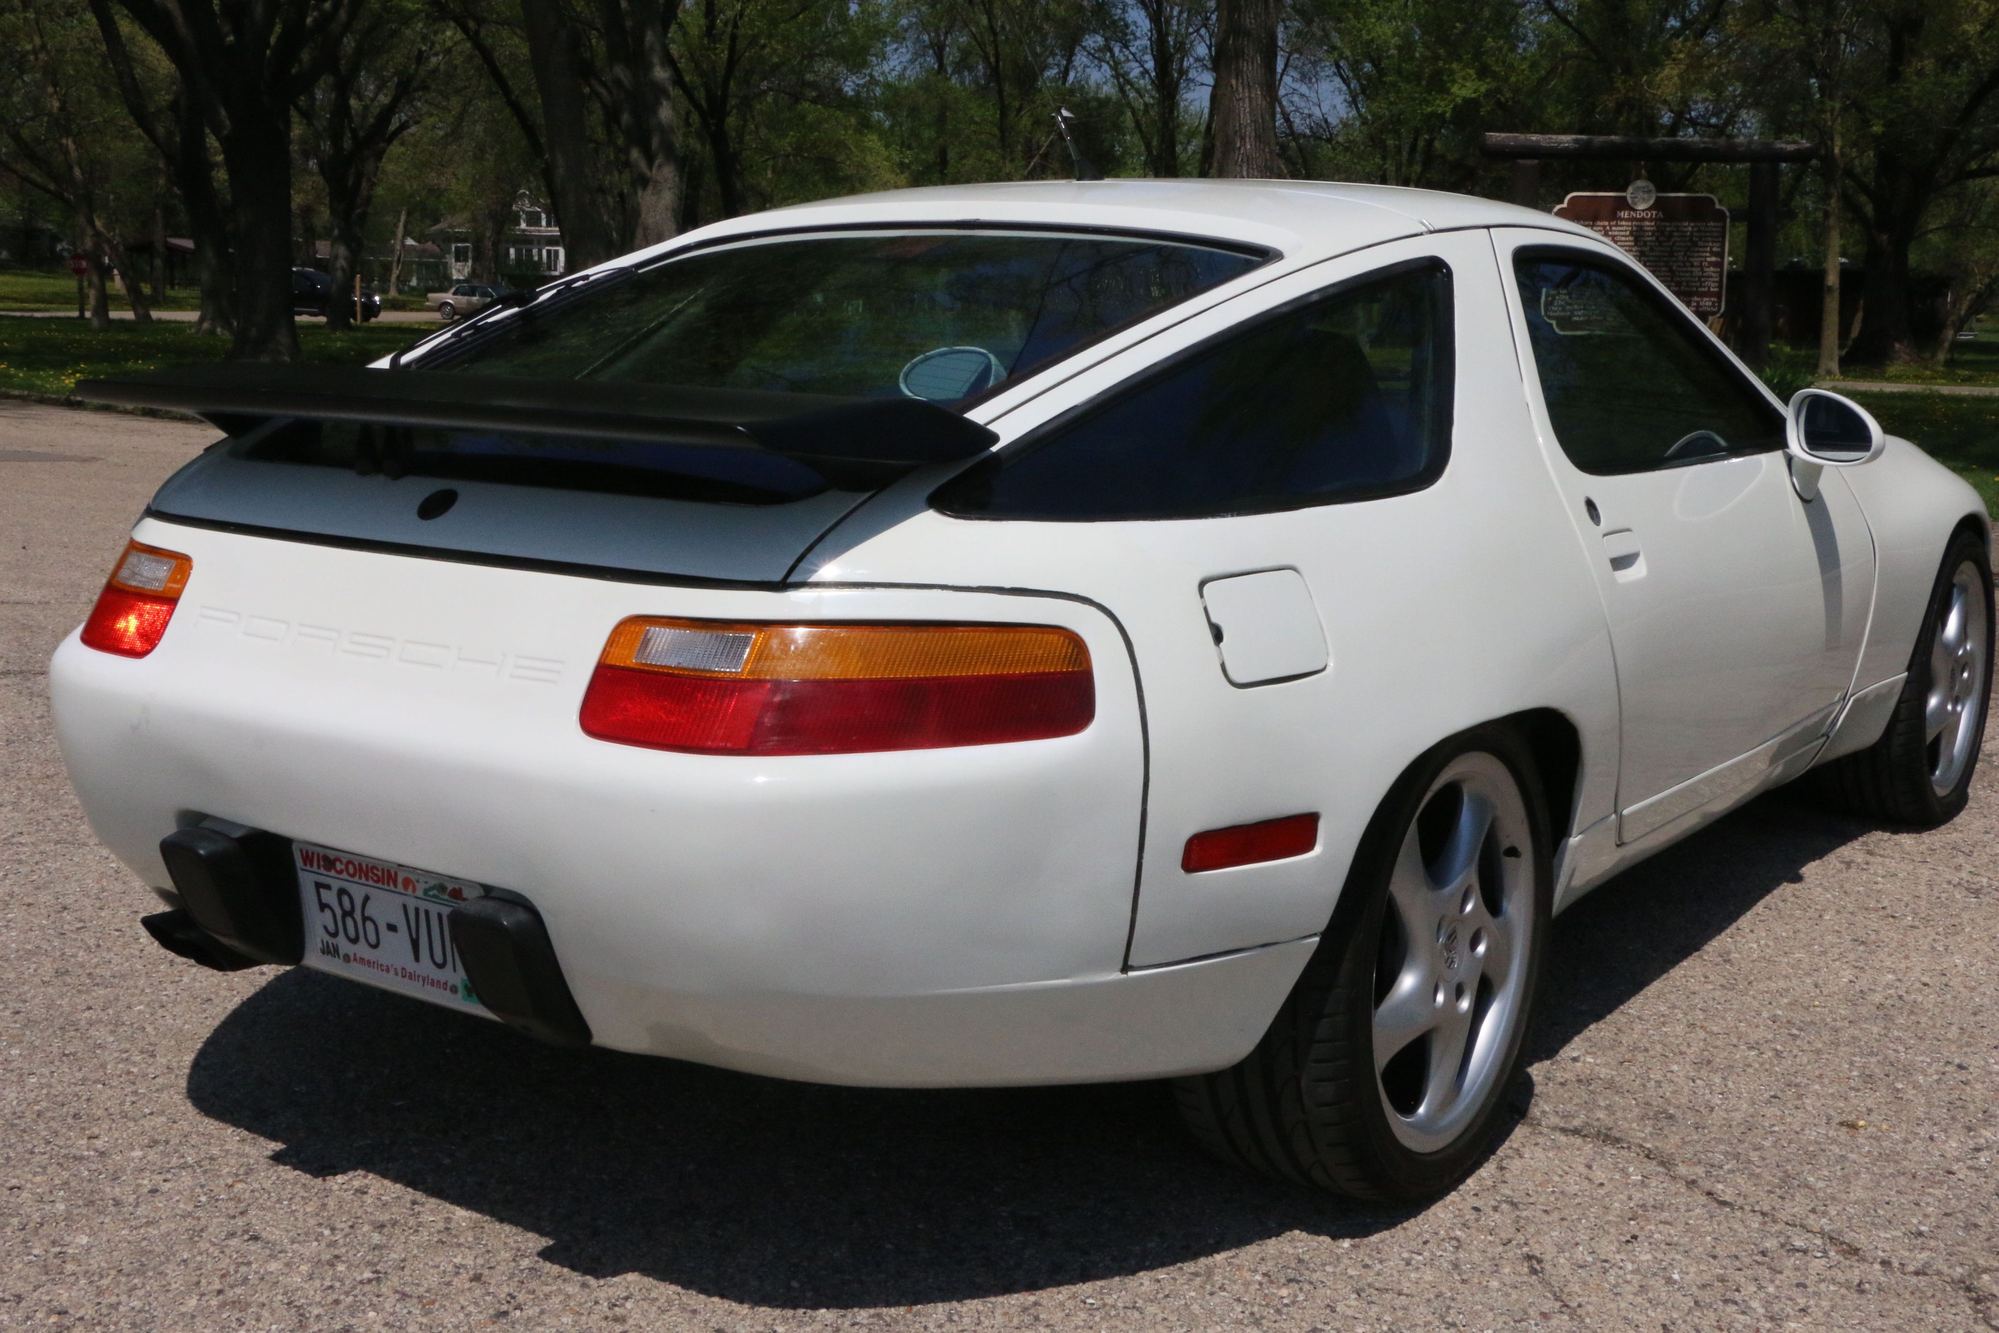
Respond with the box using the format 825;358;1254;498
289;267;380;322
60;182;1991;1201
426;282;509;322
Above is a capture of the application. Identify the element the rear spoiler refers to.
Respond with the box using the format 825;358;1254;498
74;364;1000;490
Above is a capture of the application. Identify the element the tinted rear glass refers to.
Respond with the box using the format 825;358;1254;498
228;230;1263;507
434;230;1265;404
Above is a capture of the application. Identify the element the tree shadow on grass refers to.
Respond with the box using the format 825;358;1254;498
185;786;1876;1307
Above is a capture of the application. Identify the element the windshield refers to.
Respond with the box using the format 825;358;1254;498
430;229;1267;405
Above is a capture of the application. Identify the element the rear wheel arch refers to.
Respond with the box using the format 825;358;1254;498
1315;711;1572;950
1176;716;1558;1197
1950;511;1991;560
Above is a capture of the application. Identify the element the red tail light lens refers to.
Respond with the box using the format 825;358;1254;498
1182;813;1320;873
580;617;1094;755
80;540;193;658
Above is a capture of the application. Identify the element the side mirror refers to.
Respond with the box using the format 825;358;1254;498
1785;388;1884;500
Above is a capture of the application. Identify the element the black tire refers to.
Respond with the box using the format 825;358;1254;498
438;301;456;323
1814;527;1993;827
1173;724;1552;1201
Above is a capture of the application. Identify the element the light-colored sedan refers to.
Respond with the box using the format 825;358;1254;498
426;281;508;322
56;181;1991;1200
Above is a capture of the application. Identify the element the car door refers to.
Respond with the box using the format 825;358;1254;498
1492;231;1874;842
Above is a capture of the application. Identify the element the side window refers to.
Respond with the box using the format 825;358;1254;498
1513;252;1783;473
937;261;1453;520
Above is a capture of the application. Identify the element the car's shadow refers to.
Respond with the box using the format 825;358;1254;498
185;786;1872;1306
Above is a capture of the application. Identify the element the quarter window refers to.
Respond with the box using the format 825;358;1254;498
1512;252;1783;473
937;261;1454;520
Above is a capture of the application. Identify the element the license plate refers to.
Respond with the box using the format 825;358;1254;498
294;842;491;1015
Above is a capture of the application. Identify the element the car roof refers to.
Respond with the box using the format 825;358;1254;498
654;179;1601;266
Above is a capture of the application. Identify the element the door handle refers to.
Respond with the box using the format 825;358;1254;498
1601;528;1645;581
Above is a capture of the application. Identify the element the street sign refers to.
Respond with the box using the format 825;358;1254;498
69;254;88;277
1553;192;1729;317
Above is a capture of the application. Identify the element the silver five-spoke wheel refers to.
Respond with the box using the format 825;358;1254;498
1926;561;1988;797
1372;752;1536;1154
1174;728;1549;1199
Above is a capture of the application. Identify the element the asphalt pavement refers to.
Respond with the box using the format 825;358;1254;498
2;399;1994;1330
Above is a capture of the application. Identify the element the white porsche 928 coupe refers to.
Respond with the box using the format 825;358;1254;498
53;181;1991;1201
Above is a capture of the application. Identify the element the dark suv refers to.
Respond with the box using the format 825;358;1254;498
290;268;381;322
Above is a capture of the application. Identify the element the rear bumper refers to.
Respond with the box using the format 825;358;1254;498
49;521;1305;1085
145;827;1311;1085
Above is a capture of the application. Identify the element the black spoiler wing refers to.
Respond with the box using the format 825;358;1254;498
75;364;1000;490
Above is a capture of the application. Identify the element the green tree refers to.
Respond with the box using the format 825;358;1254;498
90;0;235;332
1089;0;1207;176
0;0;160;325
297;1;440;327
114;0;366;360
1286;0;1531;189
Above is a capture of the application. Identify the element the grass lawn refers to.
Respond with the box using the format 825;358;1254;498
0;317;426;398
1762;327;1999;395
1848;390;1999;518
1840;327;1999;388
0;266;201;312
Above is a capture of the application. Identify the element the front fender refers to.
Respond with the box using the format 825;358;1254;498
1836;435;1989;692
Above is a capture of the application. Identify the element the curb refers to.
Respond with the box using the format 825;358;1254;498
0;388;201;423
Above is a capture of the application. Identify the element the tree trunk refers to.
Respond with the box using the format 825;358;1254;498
387;206;407;295
1849;215;1920;366
477;199;508;283
522;0;617;269
632;152;680;250
706;116;744;219
318;143;380;332
150;186;166;302
1145;3;1183;176
1932;274;1999;364
185;204;233;335
172;93;232;335
325;225;359;331
1209;0;1282;179
1817;134;1841;379
222;115;300;362
621;7;680;250
79;236;110;329
102;232;153;321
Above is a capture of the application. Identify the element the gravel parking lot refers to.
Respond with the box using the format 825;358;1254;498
2;398;1995;1331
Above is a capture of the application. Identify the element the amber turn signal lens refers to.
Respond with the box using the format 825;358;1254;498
80;540;194;658
581;617;1094;755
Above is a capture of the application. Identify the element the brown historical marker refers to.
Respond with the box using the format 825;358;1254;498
1553;192;1730;318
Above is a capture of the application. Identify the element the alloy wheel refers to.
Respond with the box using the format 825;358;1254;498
1926;561;1989;797
1372;752;1537;1154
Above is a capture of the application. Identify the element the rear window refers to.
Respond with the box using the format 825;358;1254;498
432;229;1266;405
226;230;1265;508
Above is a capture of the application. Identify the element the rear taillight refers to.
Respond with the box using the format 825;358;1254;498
580;617;1094;755
80;540;192;658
